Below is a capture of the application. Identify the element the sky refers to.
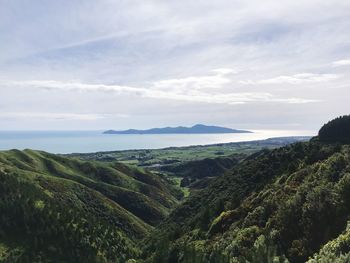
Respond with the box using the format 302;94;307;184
0;0;349;132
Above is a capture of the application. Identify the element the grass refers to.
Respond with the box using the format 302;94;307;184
172;176;190;198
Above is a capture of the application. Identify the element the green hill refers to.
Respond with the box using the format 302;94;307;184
0;149;181;262
319;115;350;143
2;116;350;263
144;116;350;263
160;155;241;189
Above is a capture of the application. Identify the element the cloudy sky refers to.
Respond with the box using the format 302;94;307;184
0;0;349;131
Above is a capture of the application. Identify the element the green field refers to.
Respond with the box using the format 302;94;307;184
68;137;310;168
68;137;311;191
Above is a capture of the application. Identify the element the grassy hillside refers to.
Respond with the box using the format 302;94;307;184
2;131;341;263
143;131;350;262
69;137;310;194
0;149;181;262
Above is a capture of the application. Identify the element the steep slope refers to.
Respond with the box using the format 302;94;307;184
0;149;180;262
161;155;241;189
319;115;350;143
144;119;350;262
307;223;350;262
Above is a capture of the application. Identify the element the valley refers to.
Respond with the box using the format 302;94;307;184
2;1;347;262
69;137;310;192
1;117;350;262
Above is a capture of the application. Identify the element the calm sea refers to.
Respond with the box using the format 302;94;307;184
0;130;315;154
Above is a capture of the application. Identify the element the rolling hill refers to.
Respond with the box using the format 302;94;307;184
69;136;311;192
0;149;181;262
2;116;350;262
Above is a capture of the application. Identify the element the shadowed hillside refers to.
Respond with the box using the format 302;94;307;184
319;115;350;143
143;116;350;263
161;155;241;189
1;117;348;263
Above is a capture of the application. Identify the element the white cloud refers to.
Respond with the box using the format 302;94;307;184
152;72;231;91
2;77;319;105
0;112;128;121
240;73;339;85
332;59;350;67
8;80;141;94
211;68;238;75
0;0;349;130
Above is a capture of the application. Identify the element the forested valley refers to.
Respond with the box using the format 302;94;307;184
1;116;350;263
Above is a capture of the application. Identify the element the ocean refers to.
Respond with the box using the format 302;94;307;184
0;130;315;154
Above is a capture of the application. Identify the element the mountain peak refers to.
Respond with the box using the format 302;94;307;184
104;124;252;134
192;124;206;128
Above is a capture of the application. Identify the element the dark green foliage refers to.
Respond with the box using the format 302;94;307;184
143;139;350;263
162;156;239;189
1;119;346;262
0;171;137;262
319;115;350;143
308;222;350;262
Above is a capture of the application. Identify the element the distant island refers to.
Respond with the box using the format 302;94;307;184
103;124;252;134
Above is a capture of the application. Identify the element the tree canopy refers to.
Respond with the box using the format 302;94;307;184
319;115;350;143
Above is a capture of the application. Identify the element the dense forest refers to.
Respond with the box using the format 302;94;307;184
143;116;350;262
319;115;350;143
0;150;181;262
160;156;240;189
1;116;350;262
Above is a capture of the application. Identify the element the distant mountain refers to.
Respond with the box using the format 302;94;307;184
104;124;252;134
